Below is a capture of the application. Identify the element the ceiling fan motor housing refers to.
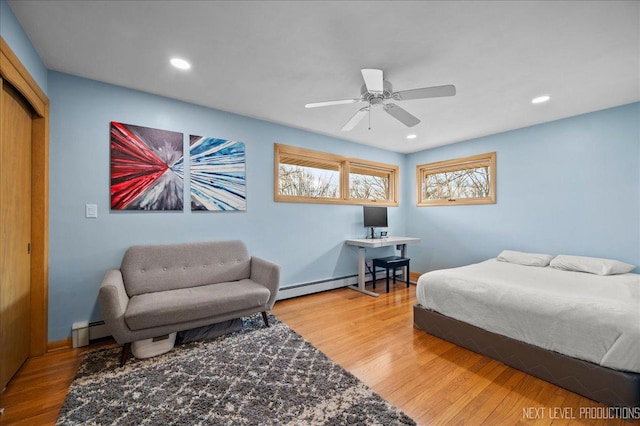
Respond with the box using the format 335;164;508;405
361;81;394;106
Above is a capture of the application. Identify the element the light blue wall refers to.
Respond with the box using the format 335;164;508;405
48;71;406;341
406;103;640;274
5;3;638;341
44;73;640;342
1;0;47;93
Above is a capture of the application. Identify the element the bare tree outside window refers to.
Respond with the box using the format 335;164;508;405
417;152;496;206
275;144;398;205
423;166;490;200
349;173;389;201
278;164;339;198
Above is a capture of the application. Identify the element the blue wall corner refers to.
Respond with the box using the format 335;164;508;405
1;0;48;93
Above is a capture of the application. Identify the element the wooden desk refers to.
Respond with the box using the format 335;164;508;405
345;236;420;297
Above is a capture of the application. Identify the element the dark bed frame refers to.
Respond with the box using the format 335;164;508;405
413;304;640;407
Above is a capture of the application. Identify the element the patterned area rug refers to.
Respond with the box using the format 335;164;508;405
57;315;415;425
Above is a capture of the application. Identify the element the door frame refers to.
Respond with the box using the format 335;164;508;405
0;37;49;356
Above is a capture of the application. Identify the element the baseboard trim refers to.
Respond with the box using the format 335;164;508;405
47;338;72;352
277;269;408;300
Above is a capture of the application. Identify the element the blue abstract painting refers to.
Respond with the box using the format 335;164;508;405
189;135;246;211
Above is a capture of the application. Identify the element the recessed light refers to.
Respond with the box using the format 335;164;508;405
531;95;550;104
170;58;191;70
406;134;417;140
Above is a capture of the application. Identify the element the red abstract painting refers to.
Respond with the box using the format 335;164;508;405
110;122;184;210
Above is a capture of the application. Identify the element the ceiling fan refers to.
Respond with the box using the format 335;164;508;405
305;69;456;131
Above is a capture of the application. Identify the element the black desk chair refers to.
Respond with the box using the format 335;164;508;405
372;256;410;293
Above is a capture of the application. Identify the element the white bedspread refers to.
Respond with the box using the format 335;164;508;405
416;259;640;373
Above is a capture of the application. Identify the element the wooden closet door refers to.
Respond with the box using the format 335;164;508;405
0;78;33;391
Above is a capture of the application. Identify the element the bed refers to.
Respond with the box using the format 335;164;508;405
414;258;640;407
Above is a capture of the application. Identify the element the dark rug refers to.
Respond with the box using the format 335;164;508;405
56;314;416;425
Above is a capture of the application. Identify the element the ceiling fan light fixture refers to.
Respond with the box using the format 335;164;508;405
531;95;550;104
170;57;191;70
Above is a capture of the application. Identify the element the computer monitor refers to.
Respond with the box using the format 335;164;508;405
363;206;388;239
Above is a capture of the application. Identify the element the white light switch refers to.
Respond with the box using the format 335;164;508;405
85;204;98;218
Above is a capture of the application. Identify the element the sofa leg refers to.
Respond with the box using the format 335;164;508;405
120;342;131;366
261;311;270;327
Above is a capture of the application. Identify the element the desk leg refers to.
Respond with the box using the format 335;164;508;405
399;244;408;282
349;246;379;297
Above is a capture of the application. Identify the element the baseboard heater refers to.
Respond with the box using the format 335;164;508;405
72;320;111;348
277;274;358;300
72;269;400;347
88;320;111;340
277;268;402;300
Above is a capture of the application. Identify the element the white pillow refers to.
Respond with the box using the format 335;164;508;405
550;255;635;276
496;250;553;267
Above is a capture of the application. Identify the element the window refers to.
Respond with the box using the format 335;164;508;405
275;144;399;205
348;163;393;202
278;152;341;200
416;152;496;206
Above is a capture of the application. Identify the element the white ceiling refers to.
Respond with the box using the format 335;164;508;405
8;1;640;153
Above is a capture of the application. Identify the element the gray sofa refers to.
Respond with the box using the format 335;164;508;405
98;240;279;364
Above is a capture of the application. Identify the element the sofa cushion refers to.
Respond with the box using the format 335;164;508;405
121;241;251;296
124;279;270;331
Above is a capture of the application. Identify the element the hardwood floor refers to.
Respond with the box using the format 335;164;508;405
274;285;637;426
0;344;95;425
0;284;636;425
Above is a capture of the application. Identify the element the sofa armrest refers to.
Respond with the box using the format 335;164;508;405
250;257;280;309
98;269;132;344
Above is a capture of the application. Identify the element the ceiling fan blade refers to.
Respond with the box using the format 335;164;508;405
393;85;456;101
305;99;361;108
361;69;384;94
383;103;420;127
341;107;368;131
